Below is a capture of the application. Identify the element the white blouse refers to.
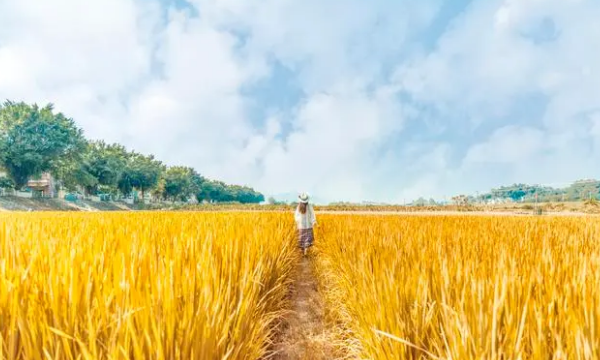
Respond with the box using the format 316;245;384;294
294;204;317;229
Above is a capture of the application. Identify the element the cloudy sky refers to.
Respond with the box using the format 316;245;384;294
1;0;599;203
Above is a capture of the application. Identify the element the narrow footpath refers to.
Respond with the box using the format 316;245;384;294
270;255;341;359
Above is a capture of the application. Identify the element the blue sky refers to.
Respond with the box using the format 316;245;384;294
1;0;600;203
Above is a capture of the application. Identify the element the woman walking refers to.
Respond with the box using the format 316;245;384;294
295;192;317;256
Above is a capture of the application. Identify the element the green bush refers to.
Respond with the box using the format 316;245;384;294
64;193;79;202
0;177;15;189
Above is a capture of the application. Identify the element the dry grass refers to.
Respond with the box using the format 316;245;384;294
0;212;297;359
315;215;600;359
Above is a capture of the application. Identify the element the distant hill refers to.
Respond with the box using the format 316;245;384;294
475;179;600;203
267;179;600;206
268;192;328;205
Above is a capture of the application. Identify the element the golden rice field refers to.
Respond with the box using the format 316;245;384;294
314;215;600;359
2;212;600;360
0;212;297;360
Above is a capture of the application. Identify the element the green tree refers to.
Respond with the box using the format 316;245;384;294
194;179;264;204
161;166;198;202
0;176;15;189
412;197;427;206
152;178;166;201
118;152;164;198
54;159;97;193
227;184;264;204
197;180;227;203
190;170;206;198
82;141;128;194
0;101;85;188
0;101;266;203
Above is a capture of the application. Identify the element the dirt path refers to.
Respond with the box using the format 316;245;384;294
270;255;342;359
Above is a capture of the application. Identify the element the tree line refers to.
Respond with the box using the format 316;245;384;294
0;101;264;204
474;180;600;203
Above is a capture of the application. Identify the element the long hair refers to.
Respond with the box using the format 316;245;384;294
298;202;307;214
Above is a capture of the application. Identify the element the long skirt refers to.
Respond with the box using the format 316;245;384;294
298;228;314;249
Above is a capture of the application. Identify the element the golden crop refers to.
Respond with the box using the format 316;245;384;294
3;211;600;360
0;212;297;360
315;215;600;359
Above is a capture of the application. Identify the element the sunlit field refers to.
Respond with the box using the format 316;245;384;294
0;212;297;360
2;212;600;359
315;215;600;359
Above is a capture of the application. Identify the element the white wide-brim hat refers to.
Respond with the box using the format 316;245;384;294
298;192;310;203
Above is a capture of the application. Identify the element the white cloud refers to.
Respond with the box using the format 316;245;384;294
256;87;404;201
1;0;437;202
392;0;600;198
464;125;545;164
2;0;600;202
123;10;265;179
0;0;151;92
0;0;154;139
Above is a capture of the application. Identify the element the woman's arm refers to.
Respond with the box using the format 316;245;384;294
310;204;317;226
294;207;301;225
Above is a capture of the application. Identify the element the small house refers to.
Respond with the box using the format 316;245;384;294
27;172;57;198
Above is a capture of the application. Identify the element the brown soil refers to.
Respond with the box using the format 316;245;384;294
269;254;343;360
